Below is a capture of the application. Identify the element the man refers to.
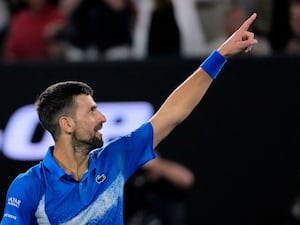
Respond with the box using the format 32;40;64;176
0;13;257;225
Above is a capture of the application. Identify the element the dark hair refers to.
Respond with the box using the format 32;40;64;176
35;81;94;140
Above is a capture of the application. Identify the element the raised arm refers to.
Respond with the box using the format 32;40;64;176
150;13;258;148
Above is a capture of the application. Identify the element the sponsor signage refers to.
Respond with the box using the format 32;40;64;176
0;102;154;161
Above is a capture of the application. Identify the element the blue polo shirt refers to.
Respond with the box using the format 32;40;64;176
1;122;155;225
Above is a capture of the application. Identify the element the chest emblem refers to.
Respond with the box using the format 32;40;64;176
96;174;106;184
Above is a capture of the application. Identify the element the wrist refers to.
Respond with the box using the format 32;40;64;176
216;48;228;58
200;50;227;79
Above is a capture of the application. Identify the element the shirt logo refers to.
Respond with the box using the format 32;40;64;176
8;197;21;208
96;174;106;184
4;213;17;220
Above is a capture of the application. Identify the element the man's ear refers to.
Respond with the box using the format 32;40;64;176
59;116;74;134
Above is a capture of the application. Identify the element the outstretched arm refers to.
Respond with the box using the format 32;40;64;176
150;13;257;148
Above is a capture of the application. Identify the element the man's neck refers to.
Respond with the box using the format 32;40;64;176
53;144;89;181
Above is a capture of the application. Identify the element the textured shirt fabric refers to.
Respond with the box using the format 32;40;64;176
1;122;155;225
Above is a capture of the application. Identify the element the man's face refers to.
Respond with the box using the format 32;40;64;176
72;94;106;151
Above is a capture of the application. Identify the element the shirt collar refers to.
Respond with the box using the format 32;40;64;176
43;146;66;181
43;146;97;181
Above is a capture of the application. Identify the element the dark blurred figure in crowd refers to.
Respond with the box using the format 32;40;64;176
283;0;300;55
45;25;83;61
124;153;195;225
147;0;180;57
268;0;290;53
132;0;207;59
67;0;137;61
2;0;68;61
45;25;67;60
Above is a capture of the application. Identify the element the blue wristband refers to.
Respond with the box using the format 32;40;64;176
200;50;227;79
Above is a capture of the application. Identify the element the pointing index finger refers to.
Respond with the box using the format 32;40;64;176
240;13;257;31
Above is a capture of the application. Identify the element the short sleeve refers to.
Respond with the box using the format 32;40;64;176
95;122;156;181
1;173;41;225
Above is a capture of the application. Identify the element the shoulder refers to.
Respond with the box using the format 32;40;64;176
91;122;153;155
9;163;43;195
3;164;44;223
113;122;153;145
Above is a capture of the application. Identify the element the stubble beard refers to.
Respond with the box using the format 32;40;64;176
72;133;104;154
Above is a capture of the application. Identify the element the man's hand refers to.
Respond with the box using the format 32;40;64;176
218;13;258;58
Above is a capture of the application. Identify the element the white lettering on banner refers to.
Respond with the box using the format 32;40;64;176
1;102;154;161
3;105;53;160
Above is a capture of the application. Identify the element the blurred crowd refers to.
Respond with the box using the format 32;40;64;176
0;0;299;62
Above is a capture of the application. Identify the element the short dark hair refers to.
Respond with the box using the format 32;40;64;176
35;81;94;140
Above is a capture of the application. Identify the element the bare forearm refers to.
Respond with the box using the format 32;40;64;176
150;69;213;146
